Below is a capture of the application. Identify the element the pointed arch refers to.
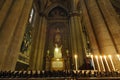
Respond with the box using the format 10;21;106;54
44;3;68;16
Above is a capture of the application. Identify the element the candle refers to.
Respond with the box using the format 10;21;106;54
47;50;50;56
100;56;105;71
74;54;78;71
108;55;115;71
91;55;96;70
66;50;69;56
117;54;120;61
104;55;111;72
95;55;101;71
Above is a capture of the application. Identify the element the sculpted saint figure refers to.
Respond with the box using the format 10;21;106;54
54;44;62;58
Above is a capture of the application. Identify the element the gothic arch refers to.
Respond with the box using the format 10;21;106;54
44;3;68;16
48;7;68;17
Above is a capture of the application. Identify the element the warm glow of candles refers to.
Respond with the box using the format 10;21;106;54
56;58;60;61
104;55;111;72
108;55;115;71
91;55;95;70
100;56;105;71
95;55;101;71
117;54;120;61
74;54;78;70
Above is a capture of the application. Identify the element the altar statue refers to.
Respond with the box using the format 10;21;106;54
54;44;62;58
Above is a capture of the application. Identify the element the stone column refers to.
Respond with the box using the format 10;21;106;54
80;0;100;55
69;16;77;69
0;0;27;70
97;0;120;53
75;15;84;67
85;0;120;70
69;0;85;69
0;0;13;28
85;0;116;55
32;15;47;70
37;16;47;70
97;0;120;70
29;7;41;70
30;17;43;70
1;0;33;71
69;12;84;69
81;0;101;71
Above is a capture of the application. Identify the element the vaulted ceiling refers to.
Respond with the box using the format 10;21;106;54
35;0;120;16
35;0;81;15
36;0;71;13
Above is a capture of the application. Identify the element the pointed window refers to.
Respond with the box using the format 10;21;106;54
29;8;34;23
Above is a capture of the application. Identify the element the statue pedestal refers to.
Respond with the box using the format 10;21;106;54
51;58;64;71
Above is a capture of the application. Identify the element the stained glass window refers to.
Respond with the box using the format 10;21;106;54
20;8;34;53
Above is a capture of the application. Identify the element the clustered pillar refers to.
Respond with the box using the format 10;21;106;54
70;0;84;69
30;15;47;70
80;0;100;55
0;0;33;71
36;16;47;70
97;0;120;70
82;0;120;70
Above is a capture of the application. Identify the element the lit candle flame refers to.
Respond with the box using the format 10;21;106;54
75;55;77;58
95;55;101;71
117;54;120;61
108;55;115;71
91;55;96;70
100;56;105;71
104;55;111;72
74;54;78;71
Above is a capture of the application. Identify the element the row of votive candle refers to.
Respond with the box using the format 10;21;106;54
90;54;120;72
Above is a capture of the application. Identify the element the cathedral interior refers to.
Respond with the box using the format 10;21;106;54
1;0;120;79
